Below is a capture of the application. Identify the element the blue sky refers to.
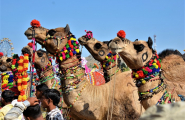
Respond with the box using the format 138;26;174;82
0;0;184;58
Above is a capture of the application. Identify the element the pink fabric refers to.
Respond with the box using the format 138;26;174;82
85;64;91;73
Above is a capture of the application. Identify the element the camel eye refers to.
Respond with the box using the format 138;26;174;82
37;52;43;57
48;29;56;36
6;58;12;62
134;44;145;53
94;43;102;49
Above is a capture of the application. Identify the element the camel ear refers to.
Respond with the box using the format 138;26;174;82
64;24;70;34
135;39;138;41
147;37;153;49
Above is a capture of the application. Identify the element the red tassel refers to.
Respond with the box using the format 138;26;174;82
30;19;41;28
117;30;126;38
69;52;73;57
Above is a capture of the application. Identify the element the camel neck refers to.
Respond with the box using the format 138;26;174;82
138;76;166;109
59;55;86;91
131;52;167;109
36;62;55;88
103;61;120;82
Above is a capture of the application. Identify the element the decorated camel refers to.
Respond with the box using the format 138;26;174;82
24;20;143;119
21;43;59;89
78;31;122;82
109;30;185;109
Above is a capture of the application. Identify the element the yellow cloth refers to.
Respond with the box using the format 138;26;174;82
0;104;13;120
0;104;22;120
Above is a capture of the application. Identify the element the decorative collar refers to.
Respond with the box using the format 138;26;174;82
54;36;80;63
132;52;161;87
101;51;120;70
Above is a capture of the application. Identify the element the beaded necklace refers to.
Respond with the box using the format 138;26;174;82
104;69;119;79
39;73;55;83
68;81;88;108
36;61;52;74
138;79;164;96
156;91;172;105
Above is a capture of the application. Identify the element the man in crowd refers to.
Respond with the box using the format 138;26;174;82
41;89;63;120
5;89;64;120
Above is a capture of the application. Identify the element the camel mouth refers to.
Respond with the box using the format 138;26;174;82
0;66;7;72
78;37;87;45
110;47;123;53
25;34;33;40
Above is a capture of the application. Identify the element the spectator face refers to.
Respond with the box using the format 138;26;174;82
35;90;42;99
41;95;49;108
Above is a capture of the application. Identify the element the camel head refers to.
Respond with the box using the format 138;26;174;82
24;26;48;45
78;31;110;61
109;30;154;70
21;43;51;70
24;20;71;55
0;56;13;72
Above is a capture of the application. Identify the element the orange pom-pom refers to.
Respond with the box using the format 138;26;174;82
30;19;41;28
117;30;126;38
28;42;33;48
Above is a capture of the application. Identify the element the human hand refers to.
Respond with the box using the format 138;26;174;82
27;97;39;106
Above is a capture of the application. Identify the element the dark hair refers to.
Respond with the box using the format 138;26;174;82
43;89;60;106
2;90;15;103
36;83;48;92
23;104;41;119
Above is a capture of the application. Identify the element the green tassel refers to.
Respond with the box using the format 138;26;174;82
143;70;148;75
66;54;70;58
73;42;76;46
15;63;19;67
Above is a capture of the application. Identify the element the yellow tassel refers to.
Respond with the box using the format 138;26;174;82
60;57;63;61
70;37;76;41
64;50;68;53
22;95;27;101
135;74;139;78
155;65;158;69
76;49;80;53
142;80;146;84
18;95;22;102
154;59;157;63
153;63;157;66
105;56;108;59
